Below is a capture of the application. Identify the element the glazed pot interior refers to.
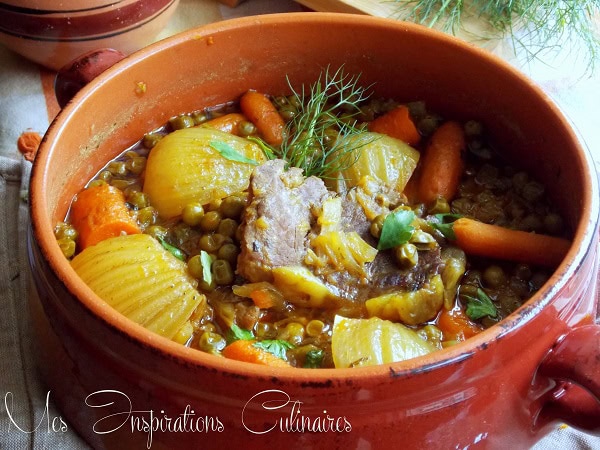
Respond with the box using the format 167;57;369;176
31;13;595;375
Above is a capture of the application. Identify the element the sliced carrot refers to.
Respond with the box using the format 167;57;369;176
222;339;291;367
368;105;421;146
200;113;248;136
452;217;571;268
70;183;141;250
437;306;482;342
417;121;465;205
239;90;285;146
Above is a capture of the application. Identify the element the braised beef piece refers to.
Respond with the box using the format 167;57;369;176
237;159;443;302
237;159;330;282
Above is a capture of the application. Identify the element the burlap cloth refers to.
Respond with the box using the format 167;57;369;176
0;0;598;448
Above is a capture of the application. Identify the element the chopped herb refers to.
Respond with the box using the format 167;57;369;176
159;238;186;261
377;210;416;250
303;349;325;368
430;213;463;240
463;288;498;320
253;340;294;360
227;323;254;344
209;141;259;166
199;250;213;286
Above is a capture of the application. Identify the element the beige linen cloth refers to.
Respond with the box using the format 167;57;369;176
0;0;598;448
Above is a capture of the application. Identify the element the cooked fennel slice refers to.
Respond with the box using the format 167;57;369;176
71;234;205;340
331;315;435;368
331;132;419;194
143;127;267;219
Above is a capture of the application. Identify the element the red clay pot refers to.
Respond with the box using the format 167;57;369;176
28;13;600;449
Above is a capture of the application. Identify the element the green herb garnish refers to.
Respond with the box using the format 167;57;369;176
253;340;294;360
199;250;213;286
227;323;254;344
430;213;463;240
159;238;186;261
463;288;498;320
377;210;416;250
267;66;374;179
303;349;325;368
210;141;259;165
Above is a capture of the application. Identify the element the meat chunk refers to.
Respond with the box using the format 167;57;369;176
237;160;330;282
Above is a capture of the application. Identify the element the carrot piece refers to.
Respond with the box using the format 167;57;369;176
200;113;248;136
70;183;141;250
452;217;571;267
417;121;465;205
17;130;42;162
222;339;291;367
368;105;421;146
239;90;285;146
250;290;276;309
437;306;482;342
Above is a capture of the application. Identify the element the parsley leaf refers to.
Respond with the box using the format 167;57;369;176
158;238;186;261
227;323;254;344
199;250;213;286
253;340;294;360
463;288;498;320
430;213;463;240
210;141;259;165
303;349;324;368
377;210;416;250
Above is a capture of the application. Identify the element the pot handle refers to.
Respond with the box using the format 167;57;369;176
55;48;126;108
535;324;600;431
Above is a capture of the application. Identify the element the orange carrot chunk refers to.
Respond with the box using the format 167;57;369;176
222;339;291;367
417;121;465;205
200;113;248;136
437;306;483;342
17;130;42;162
70;183;141;250
239;90;285;146
452;217;571;268
368;105;421;146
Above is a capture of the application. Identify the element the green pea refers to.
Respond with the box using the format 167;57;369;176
217;218;238;238
200;211;221;232
394;243;418;269
220;195;246;219
182;202;205;227
543;212;564;235
127;190;148;209
107;161;127;176
199;234;226;253
125;156;146;175
212;259;234;285
137;207;157;227
370;214;386;239
57;238;76;259
145;225;168;240
169;115;195;130
187;254;204;280
197;331;226;354
217;243;239;265
305;320;326;337
483;265;506;288
143;132;163;149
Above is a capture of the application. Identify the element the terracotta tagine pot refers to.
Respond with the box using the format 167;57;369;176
28;13;600;450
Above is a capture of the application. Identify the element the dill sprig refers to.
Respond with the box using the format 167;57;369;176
271;66;374;179
389;0;600;69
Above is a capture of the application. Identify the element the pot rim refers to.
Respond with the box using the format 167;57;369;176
29;12;600;381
